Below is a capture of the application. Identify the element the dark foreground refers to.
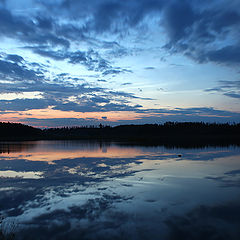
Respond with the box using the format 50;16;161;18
0;140;240;240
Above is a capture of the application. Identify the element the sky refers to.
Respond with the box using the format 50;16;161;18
0;0;240;127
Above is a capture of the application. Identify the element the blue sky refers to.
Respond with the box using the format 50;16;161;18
0;0;240;127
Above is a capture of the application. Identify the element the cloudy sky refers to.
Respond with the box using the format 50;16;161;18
0;0;240;127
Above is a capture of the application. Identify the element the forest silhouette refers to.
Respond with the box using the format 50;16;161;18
0;121;239;147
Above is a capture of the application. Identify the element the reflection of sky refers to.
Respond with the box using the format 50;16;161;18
0;141;240;239
0;170;43;179
1;140;239;162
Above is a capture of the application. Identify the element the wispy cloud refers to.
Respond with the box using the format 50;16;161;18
205;80;240;99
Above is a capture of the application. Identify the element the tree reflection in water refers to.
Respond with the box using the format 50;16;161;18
0;141;239;240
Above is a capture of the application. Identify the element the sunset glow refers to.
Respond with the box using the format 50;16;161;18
0;0;239;127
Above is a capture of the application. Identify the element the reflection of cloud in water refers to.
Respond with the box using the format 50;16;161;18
1;141;239;163
225;169;240;175
165;202;240;240
206;168;240;188
5;184;136;240
0;170;43;179
0;142;239;239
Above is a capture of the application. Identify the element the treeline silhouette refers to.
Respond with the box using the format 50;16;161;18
0;122;42;140
1;121;240;146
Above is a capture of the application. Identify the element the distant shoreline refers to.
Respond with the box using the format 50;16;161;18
1;121;240;147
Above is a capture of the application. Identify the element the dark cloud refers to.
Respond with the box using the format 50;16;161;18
46;0;240;66
11;106;240;127
204;87;223;92
1;0;239;67
170;63;184;67
30;48;67;61
0;99;54;111
50;0;164;33
137;107;240;117
102;68;133;76
121;83;132;86
219;80;240;88
21;118;102;127
204;45;240;65
163;1;240;65
0;51;238;120
29;47;132;75
144;67;155;70
120;107;240;124
0;0;239;123
0;90;144;112
107;91;135;99
102;69;121;76
205;80;240;99
0;51;144;113
0;58;43;83
106;46;130;58
68;49;112;73
0;8;69;48
36;16;53;30
163;0;198;44
0;8;32;37
224;92;240;99
0;57;145;113
5;54;24;63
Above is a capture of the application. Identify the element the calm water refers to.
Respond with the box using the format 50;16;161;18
0;141;240;240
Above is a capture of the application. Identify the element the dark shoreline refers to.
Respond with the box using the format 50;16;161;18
1;121;240;148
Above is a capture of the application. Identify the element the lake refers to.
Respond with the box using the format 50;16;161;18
0;141;240;240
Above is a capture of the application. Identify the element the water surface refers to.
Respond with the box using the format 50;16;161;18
0;141;240;240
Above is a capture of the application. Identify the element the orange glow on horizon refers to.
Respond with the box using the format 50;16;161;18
0;107;151;125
